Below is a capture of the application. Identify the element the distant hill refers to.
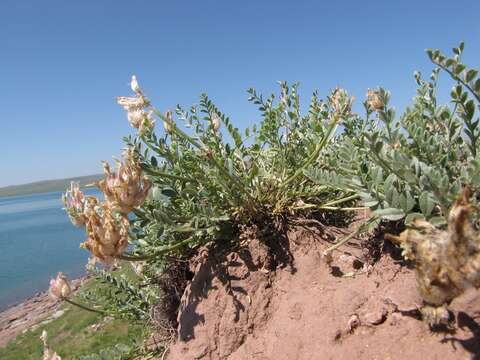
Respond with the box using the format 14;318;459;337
0;174;103;198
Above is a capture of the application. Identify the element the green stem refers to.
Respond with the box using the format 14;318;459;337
323;218;377;255
320;194;360;207
151;108;255;206
281;115;339;189
436;64;480;104
319;206;368;211
64;298;105;315
145;168;194;182
118;237;197;261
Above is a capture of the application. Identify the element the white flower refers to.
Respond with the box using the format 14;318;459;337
117;96;146;111
48;272;71;300
127;109;145;128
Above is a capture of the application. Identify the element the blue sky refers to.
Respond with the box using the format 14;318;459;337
1;0;479;187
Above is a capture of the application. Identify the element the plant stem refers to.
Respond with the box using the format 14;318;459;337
323;218;377;255
151;107;255;206
64;298;105;315
281;115;339;189
319;206;368;211
118;237;197;261
436;64;480;104
320;194;360;207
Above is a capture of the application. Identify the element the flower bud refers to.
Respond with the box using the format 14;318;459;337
163;110;173;134
211;113;221;132
49;272;71;300
130;75;142;95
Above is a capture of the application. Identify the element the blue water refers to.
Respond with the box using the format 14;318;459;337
0;190;101;310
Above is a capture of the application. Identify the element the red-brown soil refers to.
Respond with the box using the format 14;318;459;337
166;227;480;360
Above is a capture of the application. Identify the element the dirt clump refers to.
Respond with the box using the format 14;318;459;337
166;227;480;360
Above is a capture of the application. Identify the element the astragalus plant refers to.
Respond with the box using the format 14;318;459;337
307;42;480;228
59;77;356;327
121;80;355;261
306;43;480;322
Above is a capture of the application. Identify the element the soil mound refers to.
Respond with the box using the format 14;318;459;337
166;228;480;360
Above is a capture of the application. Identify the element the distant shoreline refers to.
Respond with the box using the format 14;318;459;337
0;174;103;198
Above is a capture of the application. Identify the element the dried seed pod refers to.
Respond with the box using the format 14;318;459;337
387;188;480;324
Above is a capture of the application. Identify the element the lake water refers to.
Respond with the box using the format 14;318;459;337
0;190;101;310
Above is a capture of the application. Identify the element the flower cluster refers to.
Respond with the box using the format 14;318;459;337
49;272;71;300
331;87;354;117
62;182;87;227
97;147;152;215
117;76;155;135
366;88;384;111
81;202;130;264
63;137;151;264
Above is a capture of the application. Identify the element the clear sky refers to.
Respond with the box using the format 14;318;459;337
1;0;479;187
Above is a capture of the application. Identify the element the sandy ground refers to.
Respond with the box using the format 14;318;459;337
167;228;480;360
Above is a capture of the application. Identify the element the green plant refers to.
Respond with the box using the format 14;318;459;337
125;82;354;261
79;268;157;322
306;42;480;229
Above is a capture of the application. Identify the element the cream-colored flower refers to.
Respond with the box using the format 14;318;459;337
366;89;384;111
62;182;87;227
117;96;147;112
49;272;71;300
81;202;130;264
127;109;145;128
211;113;221;132
117;76;150;131
97;148;151;215
41;330;62;360
331;87;354;117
